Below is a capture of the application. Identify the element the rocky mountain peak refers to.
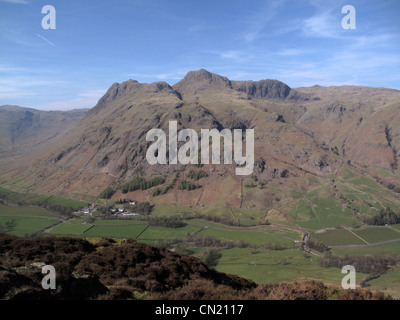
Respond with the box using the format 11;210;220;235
91;79;142;112
173;69;232;94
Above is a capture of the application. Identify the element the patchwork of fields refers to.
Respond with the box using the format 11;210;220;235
1;201;399;298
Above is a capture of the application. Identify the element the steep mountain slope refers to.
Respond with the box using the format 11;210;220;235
0;70;399;227
0;105;87;156
294;85;400;172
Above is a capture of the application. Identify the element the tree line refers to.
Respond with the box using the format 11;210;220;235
148;216;187;228
361;207;400;225
177;180;201;191
120;176;165;194
318;253;400;275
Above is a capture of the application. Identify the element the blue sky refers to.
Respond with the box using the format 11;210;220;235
0;0;399;110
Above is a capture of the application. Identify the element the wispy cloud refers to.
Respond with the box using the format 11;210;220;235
239;0;285;43
25;89;107;111
276;49;305;56
0;76;66;100
34;33;56;46
0;0;29;4
78;89;107;99
128;69;192;83
220;50;251;61
206;50;252;63
302;10;341;39
28;97;96;111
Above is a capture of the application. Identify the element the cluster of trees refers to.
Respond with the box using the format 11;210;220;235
189;211;240;227
121;176;165;193
178;180;201;191
318;253;400;275
153;169;205;196
42;203;74;217
151;185;170;197
153;170;180;196
307;239;329;253
189;234;247;249
187;170;208;181
387;183;400;193
97;205;112;215
244;175;266;189
0;191;8;204
362;207;400;225
135;201;153;215
197;249;222;269
98;187;115;199
260;242;289;250
148;216;187;228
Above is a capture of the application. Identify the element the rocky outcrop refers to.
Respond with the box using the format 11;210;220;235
231;79;291;99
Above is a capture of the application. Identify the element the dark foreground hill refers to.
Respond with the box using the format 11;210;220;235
0;234;391;300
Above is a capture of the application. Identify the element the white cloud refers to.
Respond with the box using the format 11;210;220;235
302;10;341;39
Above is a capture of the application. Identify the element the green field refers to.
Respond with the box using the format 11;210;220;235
391;224;400;232
331;240;400;257
2;199;399;298
0;187;88;209
187;219;302;239
312;229;365;246
289;195;358;231
152;204;190;215
48;222;93;235
196;227;294;247
137;225;202;240
366;269;400;298
0;204;59;218
352;226;400;244
0;216;59;237
83;224;148;239
290;199;315;221
46;196;88;210
215;248;369;286
5;192;50;204
65;219;87;224
92;219;145;225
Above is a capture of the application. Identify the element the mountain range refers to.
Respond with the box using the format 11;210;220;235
1;69;400;228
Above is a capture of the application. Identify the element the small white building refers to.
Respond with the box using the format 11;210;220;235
122;212;139;216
